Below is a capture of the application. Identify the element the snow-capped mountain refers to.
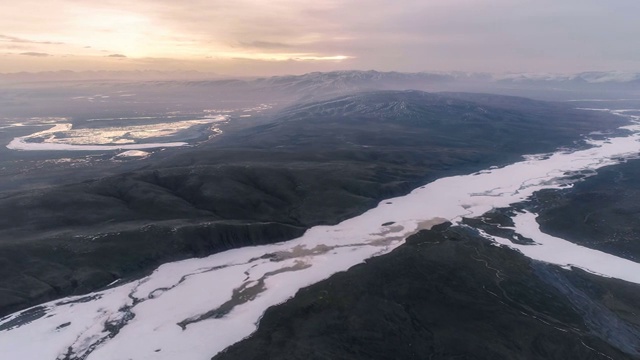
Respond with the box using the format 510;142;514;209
496;71;640;84
1;70;638;107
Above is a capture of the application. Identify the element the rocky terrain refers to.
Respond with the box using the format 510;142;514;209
529;159;640;262
214;223;640;360
0;91;624;317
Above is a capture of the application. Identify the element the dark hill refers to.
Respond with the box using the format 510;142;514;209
0;91;625;316
214;224;640;360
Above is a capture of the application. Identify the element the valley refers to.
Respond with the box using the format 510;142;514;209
0;85;639;359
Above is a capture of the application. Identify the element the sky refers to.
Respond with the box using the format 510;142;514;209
1;0;639;76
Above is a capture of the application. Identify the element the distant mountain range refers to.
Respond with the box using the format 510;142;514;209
1;70;639;103
496;71;640;84
176;70;640;102
2;69;638;86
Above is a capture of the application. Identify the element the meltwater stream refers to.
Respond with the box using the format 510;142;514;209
2;109;640;360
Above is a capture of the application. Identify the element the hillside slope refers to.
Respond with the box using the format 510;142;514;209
0;91;624;316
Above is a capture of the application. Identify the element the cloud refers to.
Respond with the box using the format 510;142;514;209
0;34;63;45
19;51;51;57
1;0;639;73
237;41;292;50
107;53;127;58
1;44;29;50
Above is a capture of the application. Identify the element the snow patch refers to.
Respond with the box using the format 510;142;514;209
116;150;151;158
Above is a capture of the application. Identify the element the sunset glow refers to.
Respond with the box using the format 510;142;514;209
1;0;639;75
